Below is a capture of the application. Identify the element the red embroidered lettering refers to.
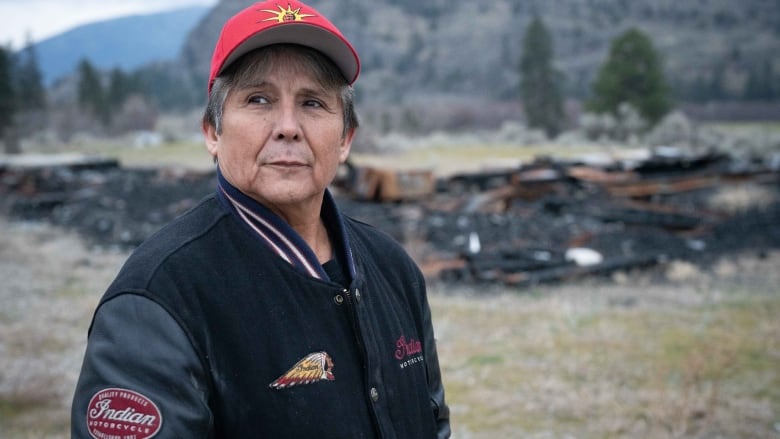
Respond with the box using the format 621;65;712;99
394;335;422;360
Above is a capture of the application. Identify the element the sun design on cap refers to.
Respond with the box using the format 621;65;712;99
261;3;315;23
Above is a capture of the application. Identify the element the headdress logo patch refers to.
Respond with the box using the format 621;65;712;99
86;387;162;439
270;351;335;389
262;3;316;23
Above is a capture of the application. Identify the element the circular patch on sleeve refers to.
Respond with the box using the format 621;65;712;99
86;387;163;439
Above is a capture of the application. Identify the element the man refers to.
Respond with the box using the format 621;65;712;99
71;1;450;438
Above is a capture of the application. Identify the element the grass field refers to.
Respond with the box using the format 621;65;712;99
46;137;643;183
704;121;780;133
23;119;780;174
431;265;780;438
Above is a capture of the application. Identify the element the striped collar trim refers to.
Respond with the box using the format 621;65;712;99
215;169;355;282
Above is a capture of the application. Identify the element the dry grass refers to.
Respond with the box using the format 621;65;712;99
0;219;127;438
431;260;780;439
29;137;619;177
1;217;778;438
70;140;214;170
350;142;623;178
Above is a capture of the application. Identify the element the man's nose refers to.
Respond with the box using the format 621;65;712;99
274;103;301;141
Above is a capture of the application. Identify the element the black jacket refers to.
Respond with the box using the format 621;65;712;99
72;182;450;438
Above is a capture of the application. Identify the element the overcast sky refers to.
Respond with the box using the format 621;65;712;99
0;0;217;48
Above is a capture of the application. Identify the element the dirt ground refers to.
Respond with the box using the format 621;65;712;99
1;216;778;438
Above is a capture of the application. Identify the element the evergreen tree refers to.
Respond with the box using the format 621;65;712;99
588;28;671;126
520;17;565;137
0;46;18;153
12;39;48;138
707;65;726;100
77;59;110;127
134;63;201;111
15;39;46;113
107;68;133;108
744;60;776;100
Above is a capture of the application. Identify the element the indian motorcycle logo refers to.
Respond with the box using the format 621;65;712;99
270;351;335;389
395;335;424;369
86;388;162;439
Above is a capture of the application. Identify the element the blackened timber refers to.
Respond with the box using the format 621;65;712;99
605;175;722;197
500;254;663;287
467;249;568;274
592;207;703;229
631;150;729;177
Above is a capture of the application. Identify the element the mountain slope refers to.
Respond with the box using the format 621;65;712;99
181;0;780;103
30;0;780;107
34;6;210;85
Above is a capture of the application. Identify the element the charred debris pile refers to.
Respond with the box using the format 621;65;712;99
2;148;779;287
0;155;216;248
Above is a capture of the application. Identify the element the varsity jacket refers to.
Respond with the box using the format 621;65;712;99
71;174;450;438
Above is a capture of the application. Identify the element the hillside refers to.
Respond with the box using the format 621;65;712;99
34;6;209;85
22;0;780;127
180;0;780;104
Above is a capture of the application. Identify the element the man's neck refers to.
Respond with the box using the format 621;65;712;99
290;218;332;264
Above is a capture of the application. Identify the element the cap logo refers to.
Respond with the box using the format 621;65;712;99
269;351;335;389
86;387;162;439
261;3;316;23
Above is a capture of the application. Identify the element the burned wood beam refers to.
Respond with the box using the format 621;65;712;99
467;248;568;274
604;175;723;197
500;254;663;287
566;165;639;185
604;168;780;198
592;207;703;229
420;257;468;282
445;169;515;194
630;149;729;176
334;161;435;202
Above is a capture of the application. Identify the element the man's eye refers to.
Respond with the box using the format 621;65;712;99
304;99;323;108
248;95;269;104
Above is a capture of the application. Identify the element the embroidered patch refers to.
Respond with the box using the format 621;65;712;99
262;4;316;23
395;335;424;369
86;387;162;439
270;351;335;389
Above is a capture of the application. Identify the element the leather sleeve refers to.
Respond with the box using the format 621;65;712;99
420;282;451;439
71;294;213;438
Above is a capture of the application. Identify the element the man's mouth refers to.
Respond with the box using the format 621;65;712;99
267;160;307;169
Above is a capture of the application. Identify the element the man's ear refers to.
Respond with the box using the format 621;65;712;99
339;127;356;163
203;121;219;159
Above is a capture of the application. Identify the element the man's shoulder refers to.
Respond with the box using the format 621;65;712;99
112;196;230;285
141;195;227;253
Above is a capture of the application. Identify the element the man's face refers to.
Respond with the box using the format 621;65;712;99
204;55;354;215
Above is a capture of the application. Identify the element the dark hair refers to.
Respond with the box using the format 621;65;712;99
203;44;358;138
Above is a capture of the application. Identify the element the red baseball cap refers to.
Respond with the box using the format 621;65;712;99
208;0;360;94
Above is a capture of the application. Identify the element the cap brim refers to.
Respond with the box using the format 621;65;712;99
217;23;359;85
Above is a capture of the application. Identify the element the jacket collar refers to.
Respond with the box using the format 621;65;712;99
215;168;356;283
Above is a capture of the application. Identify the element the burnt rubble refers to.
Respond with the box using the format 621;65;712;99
1;149;779;287
0;156;216;247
